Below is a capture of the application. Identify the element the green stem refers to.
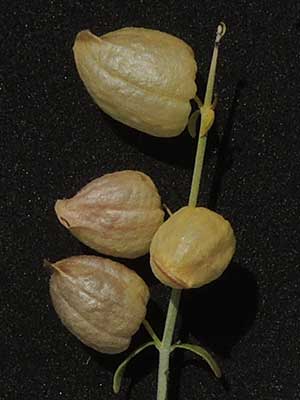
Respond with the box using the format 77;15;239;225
189;22;226;207
156;137;207;400
188;136;207;206
157;289;182;400
156;22;226;400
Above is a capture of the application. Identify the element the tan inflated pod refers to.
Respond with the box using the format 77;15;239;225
73;27;197;137
55;170;164;259
150;206;236;289
49;255;149;354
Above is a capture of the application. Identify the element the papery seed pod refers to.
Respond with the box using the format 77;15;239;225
73;27;197;137
55;170;164;259
48;255;149;354
150;206;236;289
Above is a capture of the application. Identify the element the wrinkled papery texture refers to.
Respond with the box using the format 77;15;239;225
73;27;197;137
150;206;236;289
49;255;149;354
55;170;164;258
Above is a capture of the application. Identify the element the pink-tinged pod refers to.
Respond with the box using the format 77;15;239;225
150;206;236;289
73;27;197;137
49;255;149;354
55;170;164;258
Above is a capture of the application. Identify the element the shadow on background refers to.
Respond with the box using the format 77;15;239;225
208;79;247;209
294;17;300;30
180;262;258;356
106;79;245;178
106;113;196;169
105;74;211;169
166;262;258;400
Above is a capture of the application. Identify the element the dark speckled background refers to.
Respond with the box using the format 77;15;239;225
1;1;300;399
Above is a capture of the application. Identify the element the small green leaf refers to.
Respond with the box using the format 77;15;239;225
113;341;155;394
171;343;222;378
187;110;200;138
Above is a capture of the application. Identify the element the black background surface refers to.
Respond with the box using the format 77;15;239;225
1;1;300;399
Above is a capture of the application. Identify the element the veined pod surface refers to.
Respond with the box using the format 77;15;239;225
49;255;149;354
55;170;164;259
150;206;236;289
73;27;197;137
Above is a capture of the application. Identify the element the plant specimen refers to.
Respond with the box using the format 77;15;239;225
46;22;234;400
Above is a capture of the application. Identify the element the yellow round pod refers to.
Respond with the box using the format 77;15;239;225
73;27;197;137
150;206;236;289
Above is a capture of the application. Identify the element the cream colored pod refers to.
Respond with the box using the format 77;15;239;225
55;170;164;258
73;27;197;137
49;255;149;354
150;206;236;289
